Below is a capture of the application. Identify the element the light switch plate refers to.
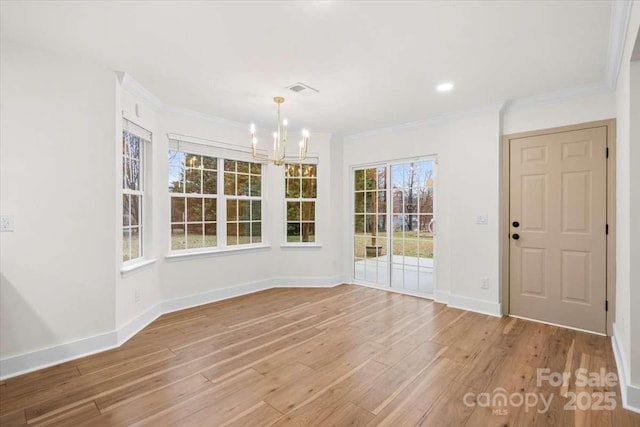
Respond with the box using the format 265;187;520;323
0;215;14;232
475;214;489;225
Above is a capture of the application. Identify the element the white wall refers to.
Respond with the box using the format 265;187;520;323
114;82;163;332
343;109;501;314
114;81;345;328
342;89;618;316
0;42;344;377
631;58;640;388
155;112;342;303
615;2;640;405
0;42;116;360
503;90;616;135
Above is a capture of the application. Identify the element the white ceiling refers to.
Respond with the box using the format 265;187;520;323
1;1;613;135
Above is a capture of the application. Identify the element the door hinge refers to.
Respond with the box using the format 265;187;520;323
606;224;609;235
606;300;609;311
606;147;609;158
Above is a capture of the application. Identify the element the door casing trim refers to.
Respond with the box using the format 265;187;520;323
501;119;616;335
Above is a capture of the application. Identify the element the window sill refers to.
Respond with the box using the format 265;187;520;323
165;244;271;261
121;258;157;276
280;243;323;248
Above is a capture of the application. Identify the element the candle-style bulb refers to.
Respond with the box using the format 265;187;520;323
250;123;255;134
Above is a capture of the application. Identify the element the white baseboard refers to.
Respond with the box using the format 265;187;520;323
347;282;501;318
447;294;502;317
0;275;346;380
612;323;640;414
161;278;274;315
162;275;347;316
434;290;449;304
272;275;348;288
116;303;163;344
0;331;118;380
349;281;435;301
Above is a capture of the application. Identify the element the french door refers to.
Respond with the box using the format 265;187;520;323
352;159;436;295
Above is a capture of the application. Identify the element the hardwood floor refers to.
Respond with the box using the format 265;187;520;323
1;284;638;426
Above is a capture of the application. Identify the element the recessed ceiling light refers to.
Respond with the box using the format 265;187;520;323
436;82;454;92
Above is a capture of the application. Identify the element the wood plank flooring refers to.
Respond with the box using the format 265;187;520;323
1;284;638;426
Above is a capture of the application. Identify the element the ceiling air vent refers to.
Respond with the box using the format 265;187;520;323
286;82;319;95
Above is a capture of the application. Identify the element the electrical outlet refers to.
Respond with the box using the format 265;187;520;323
134;288;141;303
480;278;489;289
0;215;14;232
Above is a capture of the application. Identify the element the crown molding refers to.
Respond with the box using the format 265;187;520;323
343;76;617;141
502;81;612;113
161;105;247;129
605;0;633;89
344;102;505;141
116;72;164;111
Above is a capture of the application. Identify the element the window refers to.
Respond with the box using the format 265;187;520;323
169;151;218;251
285;163;317;243
224;160;262;246
122;120;150;263
168;146;263;253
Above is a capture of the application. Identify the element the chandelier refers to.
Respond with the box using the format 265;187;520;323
250;97;309;166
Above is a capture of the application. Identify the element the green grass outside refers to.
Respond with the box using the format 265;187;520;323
354;231;433;259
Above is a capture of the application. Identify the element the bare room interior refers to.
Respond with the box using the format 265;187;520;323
1;1;640;426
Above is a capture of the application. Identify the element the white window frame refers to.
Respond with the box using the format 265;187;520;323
283;163;319;246
122;119;152;266
169;151;219;253
167;136;267;257
223;159;264;247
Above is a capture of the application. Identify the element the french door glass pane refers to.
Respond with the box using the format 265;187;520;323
353;167;388;286
353;160;435;294
389;160;435;294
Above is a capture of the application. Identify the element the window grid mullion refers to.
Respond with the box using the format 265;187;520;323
218;157;227;249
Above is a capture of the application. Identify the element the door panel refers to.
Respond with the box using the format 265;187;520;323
561;250;590;303
521;174;547;232
509;126;607;333
521;248;546;297
561;171;591;233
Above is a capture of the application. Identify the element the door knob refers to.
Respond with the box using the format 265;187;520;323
512;221;520;228
512;233;520;240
